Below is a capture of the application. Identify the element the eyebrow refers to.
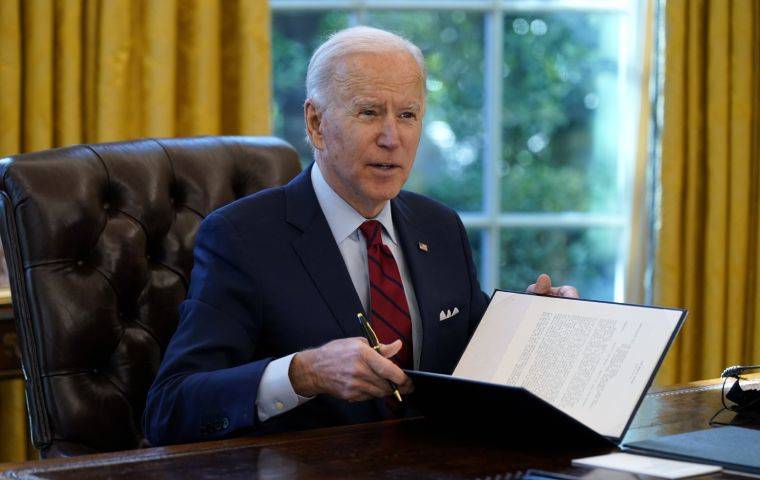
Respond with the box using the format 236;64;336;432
351;99;382;109
350;98;422;111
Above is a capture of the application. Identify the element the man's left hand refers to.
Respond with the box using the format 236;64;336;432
525;273;579;298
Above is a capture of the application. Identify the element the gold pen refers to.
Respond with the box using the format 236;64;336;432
356;313;403;402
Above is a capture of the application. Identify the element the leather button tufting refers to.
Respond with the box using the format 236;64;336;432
0;136;301;455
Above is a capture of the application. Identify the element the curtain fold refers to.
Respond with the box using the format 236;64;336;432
0;0;21;155
1;0;270;159
655;0;760;384
0;0;271;462
55;0;84;146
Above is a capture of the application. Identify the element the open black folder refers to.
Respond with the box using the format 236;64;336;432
404;290;686;448
623;426;760;474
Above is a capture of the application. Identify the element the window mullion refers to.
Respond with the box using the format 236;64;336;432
481;7;504;294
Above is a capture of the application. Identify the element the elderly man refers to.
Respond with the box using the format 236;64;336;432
144;26;577;446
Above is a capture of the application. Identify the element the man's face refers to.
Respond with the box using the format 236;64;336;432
305;51;425;217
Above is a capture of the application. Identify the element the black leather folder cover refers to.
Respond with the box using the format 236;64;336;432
403;291;686;449
624;426;760;474
405;370;615;448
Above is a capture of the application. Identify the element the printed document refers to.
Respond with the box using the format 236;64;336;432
453;291;683;438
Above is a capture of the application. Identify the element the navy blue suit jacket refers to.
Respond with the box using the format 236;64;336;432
143;166;490;446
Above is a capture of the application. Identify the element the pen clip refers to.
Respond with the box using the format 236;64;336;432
356;313;381;348
356;312;403;403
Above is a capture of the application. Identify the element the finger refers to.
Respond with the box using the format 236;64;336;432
537;273;552;292
357;378;390;398
356;356;409;398
348;353;401;393
372;358;408;386
377;339;402;359
555;285;579;298
345;378;388;401
530;273;552;295
363;348;408;385
343;359;391;396
356;366;396;394
398;374;414;394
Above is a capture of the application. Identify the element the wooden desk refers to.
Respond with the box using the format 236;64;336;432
1;377;757;479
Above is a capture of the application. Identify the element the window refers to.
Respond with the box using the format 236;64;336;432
271;0;647;301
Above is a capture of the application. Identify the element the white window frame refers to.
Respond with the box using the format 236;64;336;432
270;0;647;300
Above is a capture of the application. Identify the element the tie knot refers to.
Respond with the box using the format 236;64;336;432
359;220;383;247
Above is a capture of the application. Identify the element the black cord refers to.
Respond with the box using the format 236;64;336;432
721;376;730;411
709;375;760;427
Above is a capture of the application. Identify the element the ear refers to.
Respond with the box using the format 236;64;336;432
304;100;326;150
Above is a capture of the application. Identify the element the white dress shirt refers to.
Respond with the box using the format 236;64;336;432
255;163;423;421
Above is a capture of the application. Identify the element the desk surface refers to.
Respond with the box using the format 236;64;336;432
1;376;757;480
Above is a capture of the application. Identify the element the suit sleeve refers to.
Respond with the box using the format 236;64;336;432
454;213;490;335
143;212;271;446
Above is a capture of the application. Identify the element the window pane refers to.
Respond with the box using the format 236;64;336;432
365;11;486;212
272;12;350;166
501;13;623;213
500;228;620;301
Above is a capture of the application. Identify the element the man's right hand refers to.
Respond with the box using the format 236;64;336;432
289;337;413;401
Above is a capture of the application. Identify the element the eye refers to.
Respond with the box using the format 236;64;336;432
359;109;377;117
400;111;417;120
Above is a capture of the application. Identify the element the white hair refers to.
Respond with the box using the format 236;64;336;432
305;26;427;109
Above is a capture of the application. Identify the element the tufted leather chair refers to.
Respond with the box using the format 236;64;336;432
0;136;301;457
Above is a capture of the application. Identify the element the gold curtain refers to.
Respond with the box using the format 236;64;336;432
655;0;760;384
0;0;272;462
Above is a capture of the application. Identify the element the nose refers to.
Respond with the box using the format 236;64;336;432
377;116;400;150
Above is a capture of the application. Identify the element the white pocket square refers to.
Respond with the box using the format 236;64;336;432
439;307;460;321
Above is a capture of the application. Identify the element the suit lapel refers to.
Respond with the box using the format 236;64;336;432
285;166;365;338
392;195;443;372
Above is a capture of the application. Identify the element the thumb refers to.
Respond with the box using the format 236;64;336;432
534;273;552;294
377;339;402;359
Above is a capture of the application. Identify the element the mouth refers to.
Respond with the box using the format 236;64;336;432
368;163;400;170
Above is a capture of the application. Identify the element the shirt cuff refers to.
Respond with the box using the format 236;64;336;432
255;353;313;422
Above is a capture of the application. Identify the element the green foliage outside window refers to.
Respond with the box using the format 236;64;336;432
501;14;621;214
271;10;627;300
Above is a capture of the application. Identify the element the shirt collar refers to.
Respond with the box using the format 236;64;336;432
311;162;398;246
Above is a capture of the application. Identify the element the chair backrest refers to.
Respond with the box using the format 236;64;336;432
0;136;301;457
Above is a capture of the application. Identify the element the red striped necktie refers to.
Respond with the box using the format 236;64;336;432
359;220;413;369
